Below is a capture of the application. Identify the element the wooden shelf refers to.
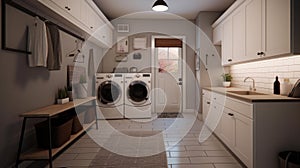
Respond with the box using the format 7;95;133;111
20;97;96;117
19;121;96;160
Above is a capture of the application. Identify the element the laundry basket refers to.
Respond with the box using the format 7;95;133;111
35;117;73;149
279;151;300;168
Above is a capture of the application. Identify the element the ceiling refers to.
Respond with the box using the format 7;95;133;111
93;0;236;20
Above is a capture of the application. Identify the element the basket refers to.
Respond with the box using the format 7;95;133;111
35;118;73;149
71;115;83;134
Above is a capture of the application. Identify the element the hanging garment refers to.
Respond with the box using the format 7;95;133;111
87;49;96;96
27;17;48;67
46;22;62;70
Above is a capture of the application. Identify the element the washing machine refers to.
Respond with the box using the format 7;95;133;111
124;73;152;119
96;73;124;119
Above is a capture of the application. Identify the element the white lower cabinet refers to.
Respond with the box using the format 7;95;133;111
235;112;253;167
202;97;210;122
220;108;236;148
202;89;253;168
202;88;300;168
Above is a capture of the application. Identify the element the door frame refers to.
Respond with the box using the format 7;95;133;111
151;35;187;113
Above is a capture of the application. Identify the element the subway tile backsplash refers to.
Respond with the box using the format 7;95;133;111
230;55;300;93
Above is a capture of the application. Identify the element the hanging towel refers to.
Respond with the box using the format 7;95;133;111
46;22;62;70
87;49;96;96
27;17;48;67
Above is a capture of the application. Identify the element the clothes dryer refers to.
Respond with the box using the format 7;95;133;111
96;73;124;119
124;73;152;119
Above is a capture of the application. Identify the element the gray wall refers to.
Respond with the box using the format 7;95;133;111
195;12;228;114
0;2;103;167
100;18;197;110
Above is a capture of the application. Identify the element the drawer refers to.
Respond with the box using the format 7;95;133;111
206;102;223;131
202;89;211;99
212;92;226;105
225;97;253;119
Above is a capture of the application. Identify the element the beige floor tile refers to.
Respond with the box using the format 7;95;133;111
171;164;214;168
166;145;186;152
51;117;243;168
170;150;206;157
186;145;225;151
190;156;237;164
205;150;231;157
167;157;190;164
214;163;244;168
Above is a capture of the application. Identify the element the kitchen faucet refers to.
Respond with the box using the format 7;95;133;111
244;77;256;91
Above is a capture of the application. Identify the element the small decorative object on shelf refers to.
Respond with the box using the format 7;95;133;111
67;85;73;101
57;87;69;104
222;73;232;88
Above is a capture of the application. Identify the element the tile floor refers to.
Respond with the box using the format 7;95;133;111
49;114;244;168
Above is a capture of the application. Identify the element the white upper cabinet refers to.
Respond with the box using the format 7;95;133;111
232;5;245;62
213;0;296;65
37;0;113;48
245;0;263;59
50;0;81;24
265;0;290;57
222;18;233;66
213;24;223;45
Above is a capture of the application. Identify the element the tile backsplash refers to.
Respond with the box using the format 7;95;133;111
230;55;300;93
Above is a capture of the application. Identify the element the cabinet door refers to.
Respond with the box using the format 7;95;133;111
245;0;263;59
202;98;210;122
222;18;233;65
232;6;246;62
220;108;235;147
265;0;290;57
51;0;68;10
235;112;253;167
67;0;81;20
213;24;223;45
80;1;89;28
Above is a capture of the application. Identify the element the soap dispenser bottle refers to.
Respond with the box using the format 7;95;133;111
274;76;280;95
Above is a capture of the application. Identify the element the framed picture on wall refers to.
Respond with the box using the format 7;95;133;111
117;37;129;53
133;37;147;50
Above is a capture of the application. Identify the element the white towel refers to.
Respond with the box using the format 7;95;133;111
27;17;48;67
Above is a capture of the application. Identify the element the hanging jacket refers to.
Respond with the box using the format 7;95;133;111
46;22;62;70
27;16;48;67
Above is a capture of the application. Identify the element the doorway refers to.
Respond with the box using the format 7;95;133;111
152;36;186;113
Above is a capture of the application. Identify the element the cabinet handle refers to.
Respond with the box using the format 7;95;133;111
228;59;232;62
228;113;234;116
207;102;210;104
257;52;265;56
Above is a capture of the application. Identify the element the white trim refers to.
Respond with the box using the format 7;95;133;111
151;35;187;113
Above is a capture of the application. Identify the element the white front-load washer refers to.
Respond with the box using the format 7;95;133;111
124;73;151;119
96;73;124;119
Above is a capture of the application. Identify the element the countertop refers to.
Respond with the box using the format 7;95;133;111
203;87;300;103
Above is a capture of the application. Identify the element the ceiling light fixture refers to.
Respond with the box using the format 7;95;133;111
152;0;168;12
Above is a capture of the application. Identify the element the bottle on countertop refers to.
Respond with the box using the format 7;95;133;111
274;76;280;95
281;78;292;96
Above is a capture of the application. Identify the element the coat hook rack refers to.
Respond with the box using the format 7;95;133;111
1;0;85;54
